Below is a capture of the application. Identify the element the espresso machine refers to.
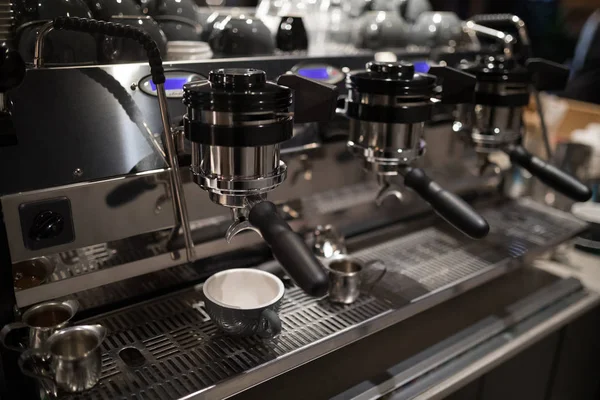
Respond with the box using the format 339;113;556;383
0;12;595;400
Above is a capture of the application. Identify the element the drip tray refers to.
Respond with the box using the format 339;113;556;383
65;199;586;400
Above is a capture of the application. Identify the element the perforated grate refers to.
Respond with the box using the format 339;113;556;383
57;199;586;399
352;200;583;292
67;288;389;400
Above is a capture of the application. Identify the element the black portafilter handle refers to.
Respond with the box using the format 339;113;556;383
403;168;490;239
507;145;592;202
248;201;329;297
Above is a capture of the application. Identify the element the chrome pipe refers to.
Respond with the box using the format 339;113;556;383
33;21;54;68
157;84;195;262
469;14;531;59
502;14;531;55
463;21;516;59
534;90;553;159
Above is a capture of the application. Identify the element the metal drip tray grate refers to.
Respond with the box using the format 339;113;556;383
60;199;586;400
69;288;390;400
353;229;498;292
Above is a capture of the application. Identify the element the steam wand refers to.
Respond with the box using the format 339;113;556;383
33;17;195;262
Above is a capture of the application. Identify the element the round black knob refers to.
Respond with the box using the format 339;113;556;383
29;210;64;241
367;61;414;79
209;68;267;90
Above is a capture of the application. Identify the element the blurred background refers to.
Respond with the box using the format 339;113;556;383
194;0;599;62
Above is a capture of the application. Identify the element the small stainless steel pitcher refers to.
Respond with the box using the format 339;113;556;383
0;300;79;351
19;324;107;394
327;256;386;304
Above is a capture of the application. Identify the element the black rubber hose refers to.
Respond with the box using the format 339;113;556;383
52;17;165;84
79;68;166;164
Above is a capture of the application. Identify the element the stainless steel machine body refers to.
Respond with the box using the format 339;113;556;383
454;55;531;153
185;69;292;210
191;143;284;204
0;16;595;400
347;104;425;174
345;62;437;175
454;82;526;154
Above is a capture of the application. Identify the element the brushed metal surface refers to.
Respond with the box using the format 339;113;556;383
348;120;425;170
2;141;369;263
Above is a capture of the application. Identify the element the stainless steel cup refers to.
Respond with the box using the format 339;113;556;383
18;324;107;394
0;300;79;351
327;257;385;304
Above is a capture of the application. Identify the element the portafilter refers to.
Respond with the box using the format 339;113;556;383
183;69;338;297
453;55;592;203
339;61;490;239
455;15;592;203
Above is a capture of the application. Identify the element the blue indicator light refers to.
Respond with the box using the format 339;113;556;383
297;67;330;80
149;77;190;91
413;61;430;73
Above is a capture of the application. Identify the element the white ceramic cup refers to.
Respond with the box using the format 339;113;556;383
202;269;284;338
